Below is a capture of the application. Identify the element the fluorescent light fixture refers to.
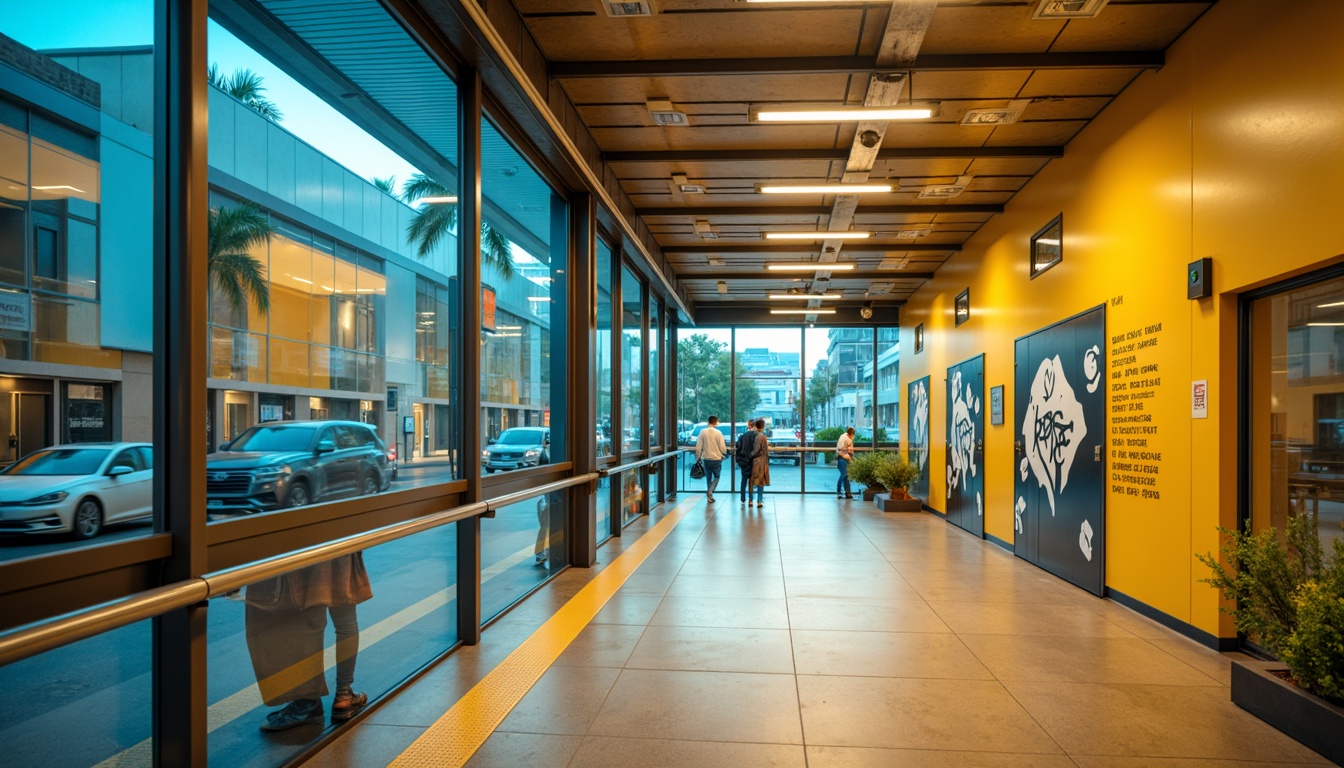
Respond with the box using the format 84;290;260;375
418;195;458;204
291;276;314;285
1307;322;1344;327
757;183;892;194
768;293;841;300
754;106;934;122
495;325;522;330
33;185;86;193
765;231;871;240
742;0;891;3
766;263;856;271
527;296;550;302
1318;301;1344;308
771;308;837;315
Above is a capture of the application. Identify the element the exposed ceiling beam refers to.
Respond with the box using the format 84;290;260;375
606;146;1063;163
682;271;935;282
642;204;1002;216
694;304;902;326
662;244;958;253
552;51;1164;78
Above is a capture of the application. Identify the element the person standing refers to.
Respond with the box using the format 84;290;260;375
836;426;856;499
750;418;771;508
694;415;728;502
734;420;759;505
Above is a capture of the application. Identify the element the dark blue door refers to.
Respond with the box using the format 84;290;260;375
945;355;984;538
907;376;931;502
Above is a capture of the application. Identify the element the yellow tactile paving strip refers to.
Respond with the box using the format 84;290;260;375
390;496;701;768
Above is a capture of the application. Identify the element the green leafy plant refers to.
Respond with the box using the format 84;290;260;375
1199;514;1344;703
208;203;273;316
815;426;844;463
400;173;515;278
208;64;283;122
846;451;884;489
874;454;921;498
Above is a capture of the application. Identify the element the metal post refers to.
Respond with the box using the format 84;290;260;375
570;194;597;566
152;0;208;764
609;247;623;537
666;314;678;498
457;66;483;645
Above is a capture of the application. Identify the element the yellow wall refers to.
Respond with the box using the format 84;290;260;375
900;0;1344;638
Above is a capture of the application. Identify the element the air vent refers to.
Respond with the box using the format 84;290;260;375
919;175;973;199
605;1;653;17
647;99;688;126
694;220;717;240
1032;0;1108;19
671;173;705;194
895;229;931;239
880;256;911;270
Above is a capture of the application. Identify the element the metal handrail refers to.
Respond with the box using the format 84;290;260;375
599;451;680;477
0;472;601;668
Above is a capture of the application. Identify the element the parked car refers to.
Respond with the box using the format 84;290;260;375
0;442;153;539
767;432;803;465
206;420;393;515
483;427;550;473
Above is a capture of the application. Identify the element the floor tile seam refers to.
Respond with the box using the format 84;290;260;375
799;741;1077;756
771;506;811;761
951;638;1078;761
1112;618;1233;687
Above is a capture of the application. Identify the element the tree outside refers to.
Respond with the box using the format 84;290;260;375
208;64;283;122
807;364;838;429
676;334;760;425
400;173;514;277
208;203;273;316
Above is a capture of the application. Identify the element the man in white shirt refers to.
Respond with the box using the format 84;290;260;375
694;415;728;502
836;426;856;499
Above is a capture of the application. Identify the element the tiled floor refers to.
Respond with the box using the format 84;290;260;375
312;495;1333;768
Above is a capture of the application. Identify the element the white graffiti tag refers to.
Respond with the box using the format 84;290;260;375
1022;355;1086;515
910;379;930;475
946;370;980;494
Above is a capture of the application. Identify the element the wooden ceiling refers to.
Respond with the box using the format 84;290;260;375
507;0;1213;317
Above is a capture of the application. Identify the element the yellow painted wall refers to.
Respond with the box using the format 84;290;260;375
900;0;1344;638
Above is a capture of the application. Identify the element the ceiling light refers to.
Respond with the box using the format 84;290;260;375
605;0;653;15
756;183;892;194
768;293;841;300
291;276;314;285
672;173;705;194
1306;322;1344;327
694;220;718;240
753;106;934;123
771;309;837;315
766;263;856;271
765;231;871;240
418;196;458;204
1032;0;1109;19
717;281;728;295
741;0;892;3
860;302;874;320
707;256;725;267
527;296;550;302
1317;301;1344;308
647;99;688;126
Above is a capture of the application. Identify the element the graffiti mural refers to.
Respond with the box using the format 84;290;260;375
945;355;984;537
907;376;931;500
1013;307;1106;596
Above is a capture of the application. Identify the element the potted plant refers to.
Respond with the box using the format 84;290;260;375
846;451;885;500
1199;514;1344;764
873;454;923;512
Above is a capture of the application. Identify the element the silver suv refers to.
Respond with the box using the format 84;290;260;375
482;427;551;473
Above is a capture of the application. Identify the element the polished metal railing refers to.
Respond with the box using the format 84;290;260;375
0;472;598;667
599;450;681;477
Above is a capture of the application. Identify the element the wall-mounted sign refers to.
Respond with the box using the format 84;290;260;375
915;323;924;353
990;385;1004;426
482;285;497;331
0;291;31;332
954;288;971;326
1192;379;1208;418
402;415;415;434
386;388;398;411
1030;214;1064;278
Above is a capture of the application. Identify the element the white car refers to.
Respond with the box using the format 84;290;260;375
0;443;153;539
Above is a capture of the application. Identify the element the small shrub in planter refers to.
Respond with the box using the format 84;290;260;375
874;454;921;500
846;452;884;494
815;426;844;463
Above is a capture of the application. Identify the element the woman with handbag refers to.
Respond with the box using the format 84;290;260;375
749;418;771;508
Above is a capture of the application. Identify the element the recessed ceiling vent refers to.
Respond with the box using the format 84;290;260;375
918;175;973;199
894;228;931;239
694;220;718;240
1032;0;1108;19
604;1;653;17
647;99;688;126
880;255;911;270
671;173;705;194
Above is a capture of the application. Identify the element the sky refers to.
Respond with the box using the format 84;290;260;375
0;0;421;188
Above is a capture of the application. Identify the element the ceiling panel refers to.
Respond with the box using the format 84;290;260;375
560;73;855;105
1050;4;1213;52
590;125;847;151
526;12;870;60
985;120;1089;146
1018;68;1144;97
919;6;1066;54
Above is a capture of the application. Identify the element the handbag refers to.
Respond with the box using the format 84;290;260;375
689;459;705;479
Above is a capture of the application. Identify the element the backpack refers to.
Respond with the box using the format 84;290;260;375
734;431;756;468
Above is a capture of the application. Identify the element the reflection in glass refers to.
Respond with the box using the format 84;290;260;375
596;240;614;457
1250;276;1344;553
482;494;566;621
649;299;660;446
736;328;801;492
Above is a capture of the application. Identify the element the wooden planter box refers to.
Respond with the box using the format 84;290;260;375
861;485;885;501
874;493;923;512
1231;659;1344;765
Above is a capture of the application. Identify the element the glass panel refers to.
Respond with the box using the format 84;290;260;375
479;117;566;476
620;468;644;526
876;327;900;451
675;328;735;493
596;470;612;542
735;328;802;493
648;298;660;446
200;2;461;499
596;239;614;457
0;620;152;765
207;525;457;766
805;327;875;493
482;493;566;621
620;265;643;454
1249;276;1344;554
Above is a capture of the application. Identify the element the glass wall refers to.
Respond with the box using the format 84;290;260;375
648;299;660;447
483;492;566;620
479;117;566;476
596;239;613;458
1249;273;1344;554
738;328;802;492
620;265;643;455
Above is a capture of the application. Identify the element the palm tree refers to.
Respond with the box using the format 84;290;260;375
401;173;514;278
208;64;283;122
208;203;273;316
373;176;398;196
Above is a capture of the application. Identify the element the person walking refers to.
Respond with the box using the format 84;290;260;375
836;426;856;499
750;418;771;508
734;420;759;505
694;415;728;502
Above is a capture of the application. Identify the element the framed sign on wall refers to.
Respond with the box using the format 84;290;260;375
1031;214;1063;278
955;288;971;326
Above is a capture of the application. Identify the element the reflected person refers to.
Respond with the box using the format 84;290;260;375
245;552;373;730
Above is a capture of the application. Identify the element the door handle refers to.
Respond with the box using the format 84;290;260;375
1014;440;1023;455
976;439;984;452
1095;445;1102;462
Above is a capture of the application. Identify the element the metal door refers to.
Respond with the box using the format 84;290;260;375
15;393;51;460
907;376;931;502
946;355;984;537
1013;306;1107;595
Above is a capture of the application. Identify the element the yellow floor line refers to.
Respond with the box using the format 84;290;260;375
390;497;702;768
93;541;539;768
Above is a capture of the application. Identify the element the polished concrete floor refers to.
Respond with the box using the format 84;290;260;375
310;495;1332;767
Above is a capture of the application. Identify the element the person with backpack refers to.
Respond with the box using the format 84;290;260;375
734;421;758;505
